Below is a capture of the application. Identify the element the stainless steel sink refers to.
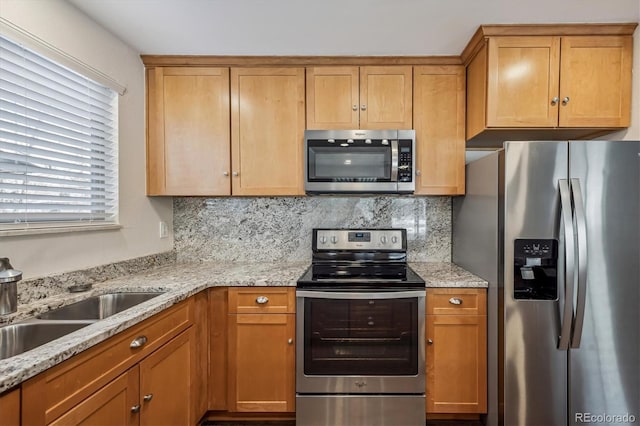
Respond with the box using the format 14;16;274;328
37;292;164;321
0;321;93;360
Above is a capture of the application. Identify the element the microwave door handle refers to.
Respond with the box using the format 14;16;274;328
391;140;399;181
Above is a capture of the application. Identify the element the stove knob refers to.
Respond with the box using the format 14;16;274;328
320;236;327;244
331;236;338;244
380;236;387;244
391;236;398;244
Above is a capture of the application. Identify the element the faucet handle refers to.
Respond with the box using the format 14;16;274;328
0;258;13;271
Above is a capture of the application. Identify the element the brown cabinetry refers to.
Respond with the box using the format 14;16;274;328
413;66;466;195
230;68;306;196
227;287;296;413
426;288;487;414
146;66;305;196
306;66;413;130
464;24;636;144
0;387;20;426
146;67;231;196
21;298;198;425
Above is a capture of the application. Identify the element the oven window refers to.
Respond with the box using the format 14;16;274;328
303;296;418;376
308;146;391;181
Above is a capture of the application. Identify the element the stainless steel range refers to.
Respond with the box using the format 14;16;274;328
296;228;426;426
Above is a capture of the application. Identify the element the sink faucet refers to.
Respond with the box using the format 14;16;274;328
0;257;22;316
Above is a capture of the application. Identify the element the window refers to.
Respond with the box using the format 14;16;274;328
0;34;118;230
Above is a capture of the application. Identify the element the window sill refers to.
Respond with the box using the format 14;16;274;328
0;223;122;237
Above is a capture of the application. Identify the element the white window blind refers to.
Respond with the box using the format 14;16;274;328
0;34;118;228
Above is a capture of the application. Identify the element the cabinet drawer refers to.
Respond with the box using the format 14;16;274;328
426;288;486;316
228;287;295;314
22;299;192;425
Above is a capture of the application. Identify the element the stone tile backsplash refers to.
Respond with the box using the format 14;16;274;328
174;196;451;263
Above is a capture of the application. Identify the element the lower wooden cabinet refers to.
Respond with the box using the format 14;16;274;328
21;297;197;425
227;288;296;413
426;288;487;414
49;368;139;426
0;387;20;426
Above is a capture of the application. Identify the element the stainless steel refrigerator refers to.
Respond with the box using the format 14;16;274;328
452;141;639;426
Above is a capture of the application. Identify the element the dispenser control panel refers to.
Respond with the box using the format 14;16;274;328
513;239;558;300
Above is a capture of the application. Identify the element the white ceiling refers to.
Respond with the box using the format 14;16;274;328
67;0;639;56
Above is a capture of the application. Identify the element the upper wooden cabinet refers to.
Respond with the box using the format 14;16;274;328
413;66;466;195
147;67;231;196
230;68;306;196
306;66;413;129
146;66;305;196
463;24;636;144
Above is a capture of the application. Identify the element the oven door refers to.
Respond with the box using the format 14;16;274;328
296;289;425;394
305;139;399;193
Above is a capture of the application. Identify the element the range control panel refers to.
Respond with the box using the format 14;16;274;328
314;229;405;251
514;238;558;300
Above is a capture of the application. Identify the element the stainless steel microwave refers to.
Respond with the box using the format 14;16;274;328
304;129;416;194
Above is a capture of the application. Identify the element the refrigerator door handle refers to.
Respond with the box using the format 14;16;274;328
570;178;588;348
558;179;576;350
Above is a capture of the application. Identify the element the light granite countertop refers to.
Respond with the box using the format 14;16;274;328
0;261;486;393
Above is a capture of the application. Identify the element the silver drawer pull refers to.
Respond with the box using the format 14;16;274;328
130;335;148;348
256;296;269;304
288;338;293;345
131;405;141;413
427;339;433;345
448;297;462;305
143;393;153;402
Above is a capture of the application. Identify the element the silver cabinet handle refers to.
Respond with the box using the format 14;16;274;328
288;338;293;345
352;104;358;111
551;97;559;105
131;405;141;413
361;104;367;111
143;393;153;402
232;171;239;177
416;170;421;176
427;339;433;345
223;171;229;177
448;297;462;305
562;96;570;105
130;336;148;349
256;296;269;304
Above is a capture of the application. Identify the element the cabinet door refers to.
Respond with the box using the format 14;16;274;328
147;67;231;195
48;368;138;426
559;36;633;127
306;67;360;129
231;67;305;195
228;313;295;412
0;388;20;426
426;314;487;414
139;329;193;426
360;66;413;129
487;37;560;128
413;66;465;195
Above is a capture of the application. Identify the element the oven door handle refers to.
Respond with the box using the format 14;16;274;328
296;290;425;300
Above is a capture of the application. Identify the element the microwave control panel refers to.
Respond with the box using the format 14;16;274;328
398;139;413;182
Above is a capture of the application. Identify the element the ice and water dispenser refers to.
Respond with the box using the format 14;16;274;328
513;239;558;300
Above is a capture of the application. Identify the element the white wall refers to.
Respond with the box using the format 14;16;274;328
0;0;173;279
